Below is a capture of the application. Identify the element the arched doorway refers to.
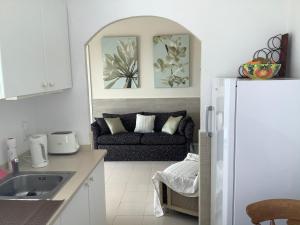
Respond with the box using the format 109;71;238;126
85;15;201;225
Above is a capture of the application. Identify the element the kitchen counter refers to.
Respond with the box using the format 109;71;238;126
0;200;63;225
19;146;107;225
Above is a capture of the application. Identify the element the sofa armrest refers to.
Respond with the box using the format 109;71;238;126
91;121;101;149
184;118;194;142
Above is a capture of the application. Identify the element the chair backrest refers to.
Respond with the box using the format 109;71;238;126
246;199;300;225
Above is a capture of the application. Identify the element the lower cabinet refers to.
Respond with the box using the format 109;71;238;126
60;182;90;225
54;160;106;225
53;218;61;225
89;160;106;225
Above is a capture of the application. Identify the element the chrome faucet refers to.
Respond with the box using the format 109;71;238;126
10;158;19;174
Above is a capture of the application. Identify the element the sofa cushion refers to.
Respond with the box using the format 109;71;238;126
103;112;142;132
134;114;155;133
144;111;187;132
178;116;191;135
97;132;142;145
95;118;111;135
162;116;183;135
140;132;186;145
104;117;127;134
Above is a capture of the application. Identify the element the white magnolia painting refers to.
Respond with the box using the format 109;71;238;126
102;36;139;89
153;34;190;88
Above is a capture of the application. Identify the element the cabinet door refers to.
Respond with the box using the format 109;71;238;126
89;160;107;225
41;0;72;92
0;0;46;98
61;182;90;225
53;217;61;225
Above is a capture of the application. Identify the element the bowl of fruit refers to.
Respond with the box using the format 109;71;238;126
241;58;281;80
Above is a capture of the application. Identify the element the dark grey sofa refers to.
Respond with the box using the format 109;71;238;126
91;111;194;161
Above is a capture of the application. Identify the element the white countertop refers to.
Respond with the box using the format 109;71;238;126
19;146;107;225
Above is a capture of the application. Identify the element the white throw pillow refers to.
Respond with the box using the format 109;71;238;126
134;114;155;133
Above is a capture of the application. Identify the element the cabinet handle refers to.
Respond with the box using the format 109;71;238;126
205;105;213;138
89;177;94;182
85;182;89;187
49;82;55;87
42;82;48;88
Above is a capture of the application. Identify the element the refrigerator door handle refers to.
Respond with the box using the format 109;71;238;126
205;105;214;137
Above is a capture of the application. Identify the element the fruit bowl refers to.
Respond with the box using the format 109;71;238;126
241;64;281;80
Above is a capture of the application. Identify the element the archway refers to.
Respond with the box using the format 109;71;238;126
85;16;201;129
85;15;201;225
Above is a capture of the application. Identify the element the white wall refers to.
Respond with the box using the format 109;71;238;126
288;0;300;76
30;0;288;145
0;0;296;164
0;99;37;165
89;16;201;99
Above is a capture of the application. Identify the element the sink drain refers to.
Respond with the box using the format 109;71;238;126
26;192;37;196
15;191;38;197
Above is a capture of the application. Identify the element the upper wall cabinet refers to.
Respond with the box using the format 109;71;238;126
0;0;72;99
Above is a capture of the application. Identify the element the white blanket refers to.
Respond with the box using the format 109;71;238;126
152;153;199;217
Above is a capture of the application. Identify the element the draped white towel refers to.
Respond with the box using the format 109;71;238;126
152;153;199;217
134;114;155;133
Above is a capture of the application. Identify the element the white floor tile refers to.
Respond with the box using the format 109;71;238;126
113;216;143;225
105;169;112;177
106;191;125;204
106;199;121;214
151;162;175;172
126;183;149;192
163;212;198;225
148;183;155;192
107;176;129;185
128;176;151;185
121;191;148;203
117;202;145;215
106;213;117;225
106;182;127;192
143;202;154;216
105;161;198;225
105;176;111;184
113;162;134;170
142;216;164;225
104;162;116;170
146;191;154;203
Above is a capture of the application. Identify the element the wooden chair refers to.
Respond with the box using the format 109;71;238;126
246;199;300;225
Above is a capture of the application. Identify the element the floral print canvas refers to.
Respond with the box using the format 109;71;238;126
102;36;139;89
153;34;190;88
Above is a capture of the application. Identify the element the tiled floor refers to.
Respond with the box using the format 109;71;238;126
104;161;198;225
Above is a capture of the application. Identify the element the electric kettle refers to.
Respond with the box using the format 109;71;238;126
29;134;48;168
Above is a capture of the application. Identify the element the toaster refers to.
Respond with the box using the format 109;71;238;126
48;131;80;154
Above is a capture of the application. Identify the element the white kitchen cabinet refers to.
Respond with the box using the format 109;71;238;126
0;0;72;99
42;0;72;92
89;160;106;225
53;217;61;225
60;181;90;225
0;0;45;98
59;160;106;225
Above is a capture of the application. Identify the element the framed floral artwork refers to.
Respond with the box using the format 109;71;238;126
153;34;190;88
102;36;139;89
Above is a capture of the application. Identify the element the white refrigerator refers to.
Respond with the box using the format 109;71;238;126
208;78;300;225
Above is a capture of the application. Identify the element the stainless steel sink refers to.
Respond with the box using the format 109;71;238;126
0;171;74;200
